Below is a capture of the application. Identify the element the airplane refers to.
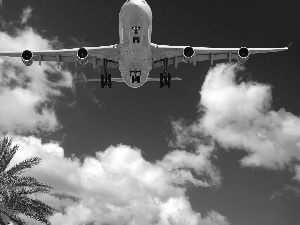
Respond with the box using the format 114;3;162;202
0;0;291;89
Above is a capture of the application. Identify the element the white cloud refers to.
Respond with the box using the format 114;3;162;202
200;63;300;169
269;183;300;200
157;145;221;187
5;135;228;225
202;211;230;225
0;27;73;134
170;63;300;182
294;165;300;181
20;6;33;24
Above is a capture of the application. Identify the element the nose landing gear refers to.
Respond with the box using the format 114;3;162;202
130;70;141;84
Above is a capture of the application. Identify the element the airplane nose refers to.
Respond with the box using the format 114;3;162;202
127;0;139;4
126;0;144;8
121;0;152;29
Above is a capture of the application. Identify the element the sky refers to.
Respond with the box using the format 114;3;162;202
0;0;300;225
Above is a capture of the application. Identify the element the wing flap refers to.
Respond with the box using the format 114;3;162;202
32;55;75;63
195;53;238;61
152;53;239;68
152;57;183;69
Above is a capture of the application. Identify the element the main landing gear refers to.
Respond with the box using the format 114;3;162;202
160;58;171;88
101;59;112;88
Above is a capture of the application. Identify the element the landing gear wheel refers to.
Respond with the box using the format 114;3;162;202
167;73;171;88
108;74;112;88
136;76;140;83
132;75;135;84
101;74;105;88
160;73;164;88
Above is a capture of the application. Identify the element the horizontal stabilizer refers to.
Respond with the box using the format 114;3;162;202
147;77;182;81
111;78;124;82
87;78;124;82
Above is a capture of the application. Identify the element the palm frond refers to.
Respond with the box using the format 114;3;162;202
0;206;24;225
50;192;80;203
6;214;25;225
0;219;6;225
15;177;54;195
16;186;53;196
6;157;42;177
0;205;12;225
0;137;19;173
2;174;53;191
1;190;54;225
0;137;55;225
9;197;54;225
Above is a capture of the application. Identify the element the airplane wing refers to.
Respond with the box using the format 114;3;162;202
151;43;291;68
0;45;119;69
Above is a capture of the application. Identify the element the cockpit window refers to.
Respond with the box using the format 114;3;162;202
132;26;141;34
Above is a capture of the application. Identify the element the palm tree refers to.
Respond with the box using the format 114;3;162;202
0;137;55;225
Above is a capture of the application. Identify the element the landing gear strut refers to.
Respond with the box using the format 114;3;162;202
100;59;112;88
160;58;171;88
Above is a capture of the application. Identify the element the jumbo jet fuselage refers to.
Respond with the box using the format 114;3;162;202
118;0;153;88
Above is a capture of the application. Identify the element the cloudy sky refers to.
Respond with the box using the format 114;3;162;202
0;0;300;225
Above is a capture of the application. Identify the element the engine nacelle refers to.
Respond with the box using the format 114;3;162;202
183;46;195;63
237;47;250;64
21;50;33;66
77;47;89;65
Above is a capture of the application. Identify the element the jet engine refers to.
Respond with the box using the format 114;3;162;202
77;47;89;65
237;47;250;64
183;46;195;63
21;50;33;66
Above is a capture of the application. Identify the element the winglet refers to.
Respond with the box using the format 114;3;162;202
287;42;292;48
